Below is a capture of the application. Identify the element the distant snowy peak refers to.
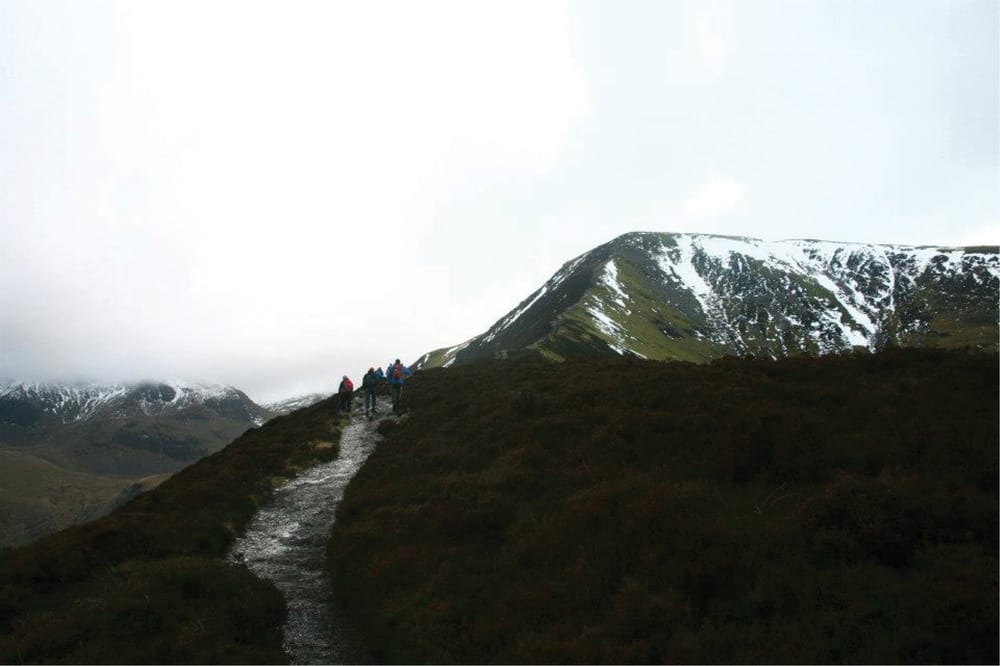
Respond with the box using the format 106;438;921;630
417;231;999;369
263;392;329;415
0;380;268;424
0;382;131;423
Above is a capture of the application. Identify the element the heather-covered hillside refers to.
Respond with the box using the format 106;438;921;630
329;348;998;664
0;398;344;664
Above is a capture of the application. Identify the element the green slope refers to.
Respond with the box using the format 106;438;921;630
0;450;162;547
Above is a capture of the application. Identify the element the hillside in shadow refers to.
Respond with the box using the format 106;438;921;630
0;398;344;664
328;348;998;664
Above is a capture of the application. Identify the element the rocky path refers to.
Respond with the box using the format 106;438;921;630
229;411;383;664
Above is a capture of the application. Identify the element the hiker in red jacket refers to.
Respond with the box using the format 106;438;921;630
337;375;354;413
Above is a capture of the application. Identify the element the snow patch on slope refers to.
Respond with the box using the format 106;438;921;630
586;305;629;356
600;260;629;309
485;286;549;343
648;234;993;351
659;235;716;318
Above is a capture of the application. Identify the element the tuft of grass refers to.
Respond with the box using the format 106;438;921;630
0;397;345;664
328;349;998;664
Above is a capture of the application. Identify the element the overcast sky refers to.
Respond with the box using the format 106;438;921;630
1;0;997;402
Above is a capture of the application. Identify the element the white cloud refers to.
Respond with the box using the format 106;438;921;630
666;0;732;83
683;177;746;218
1;0;996;400
0;0;590;397
951;223;1000;248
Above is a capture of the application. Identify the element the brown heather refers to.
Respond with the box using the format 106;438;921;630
0;397;343;664
328;348;998;664
0;349;995;664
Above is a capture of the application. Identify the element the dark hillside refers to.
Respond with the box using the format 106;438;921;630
328;349;998;663
0;398;344;664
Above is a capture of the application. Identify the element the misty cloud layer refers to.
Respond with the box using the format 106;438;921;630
2;1;996;401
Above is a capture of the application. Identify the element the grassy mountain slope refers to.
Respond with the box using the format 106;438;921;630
0;450;168;547
328;349;998;663
418;233;999;369
0;397;344;664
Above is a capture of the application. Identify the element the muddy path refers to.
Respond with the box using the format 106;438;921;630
229;412;383;664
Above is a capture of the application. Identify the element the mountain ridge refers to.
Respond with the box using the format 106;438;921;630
0;380;269;426
417;231;999;369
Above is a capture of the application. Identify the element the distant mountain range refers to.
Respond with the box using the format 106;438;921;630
263;392;329;415
0;380;334;545
0;380;278;545
417;232;999;368
0;381;271;428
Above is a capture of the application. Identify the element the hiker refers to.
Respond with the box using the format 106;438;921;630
337;375;354;413
388;358;411;414
375;366;386;395
362;367;378;418
384;361;395;395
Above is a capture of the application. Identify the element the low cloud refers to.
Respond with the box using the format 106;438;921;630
684;177;746;218
666;0;732;83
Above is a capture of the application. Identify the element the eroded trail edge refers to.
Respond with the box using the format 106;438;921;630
229;413;382;664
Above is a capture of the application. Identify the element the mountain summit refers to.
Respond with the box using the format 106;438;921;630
417;232;999;368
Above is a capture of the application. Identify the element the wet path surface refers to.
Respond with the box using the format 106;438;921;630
229;412;383;664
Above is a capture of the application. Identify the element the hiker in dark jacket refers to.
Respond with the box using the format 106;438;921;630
337;375;353;413
362;367;378;418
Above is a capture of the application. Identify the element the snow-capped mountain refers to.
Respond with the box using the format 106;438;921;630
263;392;330;415
417;232;999;368
0;380;277;545
0;380;271;426
0;380;277;478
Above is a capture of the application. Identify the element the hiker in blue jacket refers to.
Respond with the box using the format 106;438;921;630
388;358;411;414
384;362;395;395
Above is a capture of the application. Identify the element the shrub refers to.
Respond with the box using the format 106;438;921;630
328;350;998;663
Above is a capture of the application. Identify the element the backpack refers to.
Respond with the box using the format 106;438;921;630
392;364;403;380
343;378;353;392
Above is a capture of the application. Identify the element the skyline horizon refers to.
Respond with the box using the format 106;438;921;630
3;1;996;405
4;228;997;403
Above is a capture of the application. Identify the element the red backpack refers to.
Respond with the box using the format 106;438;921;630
343;378;353;392
392;364;403;380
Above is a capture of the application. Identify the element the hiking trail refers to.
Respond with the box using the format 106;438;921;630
228;410;384;664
